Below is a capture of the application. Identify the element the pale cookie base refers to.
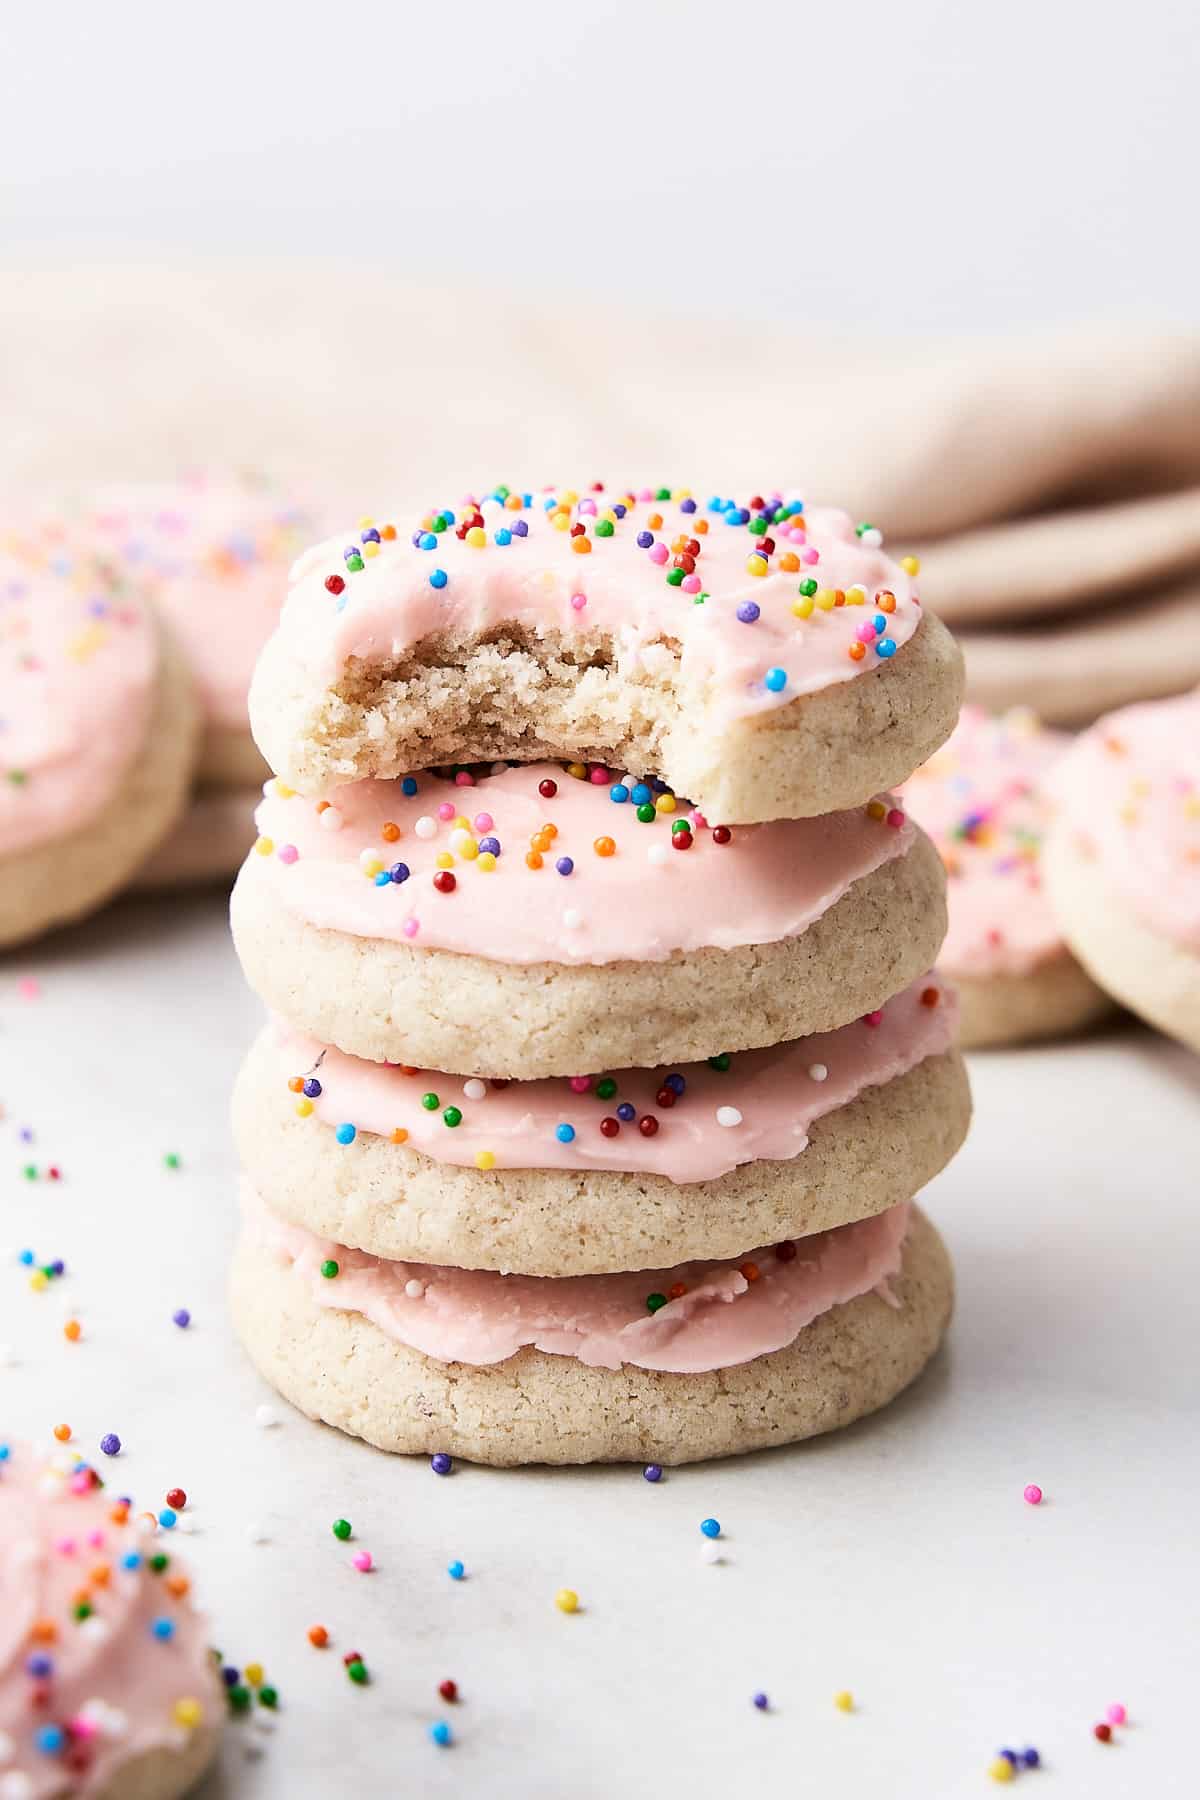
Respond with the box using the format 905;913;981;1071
954;951;1112;1050
251;610;964;825
1045;832;1200;1052
230;828;947;1076
233;1034;971;1273
0;622;200;949
199;723;269;789
229;1205;953;1466
95;1718;221;1800
134;785;259;892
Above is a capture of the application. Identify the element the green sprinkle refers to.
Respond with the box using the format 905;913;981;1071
671;818;691;836
595;519;614;537
655;487;671;501
347;1659;369;1685
798;578;818;597
332;1518;352;1540
320;1260;339;1280
421;1092;440;1112
665;567;684;587
74;1601;92;1621
6;770;27;786
636;803;656;824
645;1293;668;1314
163;1152;181;1170
693;591;708;605
258;1686;279;1709
855;521;875;538
22;1166;36;1181
442;1107;463;1129
747;517;767;536
149;1553;169;1573
707;1052;732;1072
345;554;365;572
595;1078;617;1101
228;1685;252;1714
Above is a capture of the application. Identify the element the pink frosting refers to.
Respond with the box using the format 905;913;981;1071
272;491;921;724
243;761;916;964
248;1181;912;1374
1053;689;1200;951
899;707;1069;977
0;535;156;857
80;477;329;731
269;975;954;1181
0;1445;218;1798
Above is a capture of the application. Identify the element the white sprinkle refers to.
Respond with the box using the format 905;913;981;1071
0;1729;15;1763
562;909;583;931
808;1063;829;1082
646;844;669;866
860;526;884;548
404;1279;425;1300
715;1106;743;1129
77;1616;112;1644
462;1079;487;1101
699;1541;724;1565
414;816;438;840
450;827;474;852
1;1771;36;1798
357;846;380;870
318;808;344;833
254;1404;281;1430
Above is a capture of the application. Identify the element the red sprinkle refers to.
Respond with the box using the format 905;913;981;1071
439;1679;458;1702
1094;1724;1113;1743
712;826;732;845
433;871;457;894
638;1116;659;1138
165;1488;186;1511
538;779;558;799
599;1117;619;1138
325;575;345;596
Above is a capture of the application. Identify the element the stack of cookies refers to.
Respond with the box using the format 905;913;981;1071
229;488;971;1465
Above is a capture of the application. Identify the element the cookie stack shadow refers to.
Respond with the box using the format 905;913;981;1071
226;490;971;1466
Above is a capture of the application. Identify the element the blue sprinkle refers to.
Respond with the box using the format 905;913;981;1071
877;638;897;658
401;777;418;797
418;533;437;551
664;1073;686;1095
494;528;511;546
873;614;887;635
707;496;724;510
441;510;456;526
616;1103;636;1123
25;1653;53;1678
609;784;629;804
429;568;448;589
18;1250;34;1266
680;498;697;513
35;1725;65;1755
630;783;652;806
764;667;787;692
753;1692;769;1711
374;870;391;886
389;863;411;884
613;503;627;518
158;1508;177;1529
100;1433;121;1457
123;1551;142;1571
151;1617;175;1641
431;1453;452;1475
0;1444;10;1461
335;1124;357;1146
447;1560;465;1580
429;1722;453;1748
700;1517;721;1538
1022;1749;1041;1769
555;856;574;877
555;1123;576;1144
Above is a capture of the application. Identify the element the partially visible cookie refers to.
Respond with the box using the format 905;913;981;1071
232;977;970;1273
1046;690;1200;1050
230;764;948;1074
0;539;199;948
0;1441;223;1798
249;489;962;823
899;706;1110;1047
134;785;260;892
231;1190;953;1465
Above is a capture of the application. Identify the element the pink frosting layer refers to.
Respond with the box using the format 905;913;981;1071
274;491;921;723
271;975;955;1182
0;535;156;857
248;1181;912;1374
81;477;330;731
0;1445;217;1798
899;707;1069;978
1053;690;1200;951
245;761;916;964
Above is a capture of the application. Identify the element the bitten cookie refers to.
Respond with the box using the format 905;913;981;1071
233;977;970;1273
0;1441;222;1799
249;488;963;824
231;1189;953;1466
899;707;1110;1047
1045;689;1200;1051
230;762;947;1075
0;539;199;949
81;476;330;789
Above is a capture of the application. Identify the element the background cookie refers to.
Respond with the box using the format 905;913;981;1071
232;983;969;1272
899;707;1110;1047
134;784;260;892
0;539;198;947
249;490;962;823
230;1201;953;1465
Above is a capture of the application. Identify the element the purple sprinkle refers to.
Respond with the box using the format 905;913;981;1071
636;531;654;549
477;836;501;856
643;1464;663;1482
302;1078;322;1099
753;1692;769;1711
513;520;529;538
100;1433;121;1457
680;498;697;513
431;1453;452;1476
389;862;411;884
172;1308;191;1329
221;1666;240;1688
25;1654;54;1678
555;856;574;877
736;601;761;624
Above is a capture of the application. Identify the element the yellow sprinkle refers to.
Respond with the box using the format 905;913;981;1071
173;1698;204;1729
561;489;579;506
466;526;487;547
30;1270;49;1293
453;815;472;831
363;541;380;559
988;1757;1015;1783
866;800;887;821
358;516;375;529
815;588;836;612
254;836;274;857
900;554;921;576
555;1588;579;1614
475;1151;496;1171
601;509;619;525
552;513;571;532
792;596;814;619
295;1098;314;1118
846;585;867;605
361;861;383;881
436;852;455;870
566;763;587;780
271;779;295;799
244;1663;264;1688
745;554;768;576
655;794;677;815
476;851;497;872
834;1691;854;1712
459;840;479;862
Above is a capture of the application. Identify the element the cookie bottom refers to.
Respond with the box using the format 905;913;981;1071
229;1206;953;1466
94;1717;221;1800
1045;832;1200;1052
954;952;1112;1050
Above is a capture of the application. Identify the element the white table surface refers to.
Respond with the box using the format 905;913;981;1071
2;889;1196;1800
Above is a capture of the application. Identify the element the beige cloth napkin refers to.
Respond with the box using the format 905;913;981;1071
2;265;1196;724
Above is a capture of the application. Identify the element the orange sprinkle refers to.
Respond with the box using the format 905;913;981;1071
390;1127;409;1145
694;518;708;534
593;836;616;858
30;1620;57;1644
53;1423;71;1442
89;1562;111;1588
648;512;663;530
740;1262;761;1283
287;1076;304;1093
667;1282;688;1300
542;823;559;840
779;552;800;572
308;1625;330;1648
398;1065;418;1076
525;850;544;870
379;523;397;540
316;800;330;814
380;822;401;843
920;986;940;1007
63;1320;81;1343
166;1574;191;1599
571;536;591;554
109;1502;130;1525
833;588;846;606
848;642;866;661
876;590;897;613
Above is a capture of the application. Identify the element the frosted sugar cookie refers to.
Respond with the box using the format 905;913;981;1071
1045;690;1200;1050
0;1440;222;1798
232;976;969;1273
230;762;947;1075
134;786;259;892
231;1188;953;1466
900;707;1109;1046
0;540;198;948
248;489;963;824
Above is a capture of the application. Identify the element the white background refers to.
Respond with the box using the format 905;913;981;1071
2;893;1197;1799
3;0;1199;334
